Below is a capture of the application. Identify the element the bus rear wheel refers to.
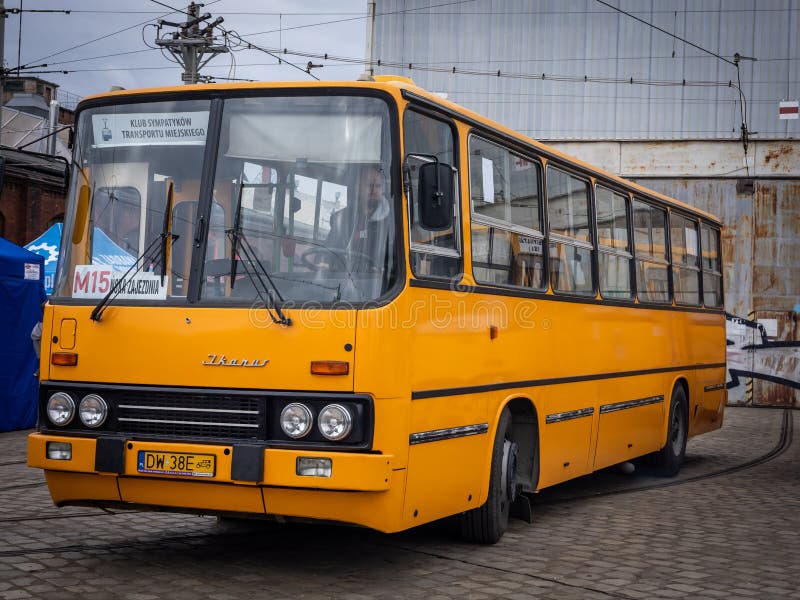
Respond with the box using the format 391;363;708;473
461;408;516;544
655;385;688;476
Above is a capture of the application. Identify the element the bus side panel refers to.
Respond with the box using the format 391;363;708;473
690;366;728;436
403;433;487;526
685;311;727;436
402;392;489;526
536;382;596;489
592;375;667;471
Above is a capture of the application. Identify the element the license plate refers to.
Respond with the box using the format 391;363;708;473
137;450;216;477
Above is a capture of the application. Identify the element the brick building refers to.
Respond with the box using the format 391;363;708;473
0;77;73;245
0;147;68;245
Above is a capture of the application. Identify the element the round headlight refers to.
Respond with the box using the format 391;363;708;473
79;394;108;428
318;404;353;441
47;392;75;426
280;403;313;439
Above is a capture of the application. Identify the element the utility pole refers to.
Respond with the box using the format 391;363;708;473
0;0;6;149
364;0;376;78
154;2;227;85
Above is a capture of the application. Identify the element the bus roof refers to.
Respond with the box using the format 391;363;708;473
80;78;721;225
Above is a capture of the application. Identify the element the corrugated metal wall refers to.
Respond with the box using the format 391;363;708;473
373;0;800;140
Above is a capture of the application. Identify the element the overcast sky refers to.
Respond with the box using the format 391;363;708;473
4;0;368;100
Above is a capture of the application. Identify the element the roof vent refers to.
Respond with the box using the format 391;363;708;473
373;75;416;85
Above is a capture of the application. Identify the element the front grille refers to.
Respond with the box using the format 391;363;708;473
116;394;262;440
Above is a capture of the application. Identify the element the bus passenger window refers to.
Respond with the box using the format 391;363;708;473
633;200;669;303
469;135;544;290
670;213;700;305
596;185;632;299
701;224;723;307
546;167;593;295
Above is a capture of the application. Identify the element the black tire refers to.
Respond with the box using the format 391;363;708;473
461;408;515;544
655;385;688;477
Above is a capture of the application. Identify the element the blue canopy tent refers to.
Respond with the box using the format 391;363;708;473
24;223;61;295
25;223;136;295
0;237;46;432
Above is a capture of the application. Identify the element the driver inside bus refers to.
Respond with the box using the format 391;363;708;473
326;165;392;272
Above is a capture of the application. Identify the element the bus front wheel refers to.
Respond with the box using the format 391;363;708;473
460;407;516;544
655;385;688;476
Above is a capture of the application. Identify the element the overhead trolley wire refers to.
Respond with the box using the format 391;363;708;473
240;0;478;38
595;0;735;66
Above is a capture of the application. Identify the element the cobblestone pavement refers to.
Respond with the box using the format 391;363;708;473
1;406;797;600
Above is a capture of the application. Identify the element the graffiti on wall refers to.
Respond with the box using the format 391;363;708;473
726;312;800;403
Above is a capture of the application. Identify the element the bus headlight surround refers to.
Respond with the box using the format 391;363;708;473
318;403;353;441
280;403;313;439
47;392;75;426
79;394;108;428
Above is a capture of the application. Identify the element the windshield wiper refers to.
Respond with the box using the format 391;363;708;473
90;183;179;322
227;182;292;326
229;182;245;290
159;181;177;286
225;229;293;326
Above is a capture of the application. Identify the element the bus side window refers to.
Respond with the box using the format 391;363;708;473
633;199;670;303
469;135;545;290
403;109;461;279
546;167;593;295
595;185;633;299
701;224;723;307
670;213;700;305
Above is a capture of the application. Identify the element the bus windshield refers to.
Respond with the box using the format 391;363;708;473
55;94;397;305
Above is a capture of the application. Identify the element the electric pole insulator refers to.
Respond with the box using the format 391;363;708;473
153;2;229;85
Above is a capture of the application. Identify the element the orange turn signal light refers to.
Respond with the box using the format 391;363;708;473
310;361;349;376
51;352;78;366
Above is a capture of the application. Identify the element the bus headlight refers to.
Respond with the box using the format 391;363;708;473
280;403;313;439
79;394;108;428
318;404;352;441
47;392;75;426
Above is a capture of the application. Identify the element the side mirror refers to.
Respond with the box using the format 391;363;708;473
418;161;454;231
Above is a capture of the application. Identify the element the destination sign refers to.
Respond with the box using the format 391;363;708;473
92;111;209;147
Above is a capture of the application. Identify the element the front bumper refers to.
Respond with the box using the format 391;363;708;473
28;433;403;531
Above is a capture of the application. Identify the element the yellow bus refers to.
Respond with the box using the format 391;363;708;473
28;76;726;543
